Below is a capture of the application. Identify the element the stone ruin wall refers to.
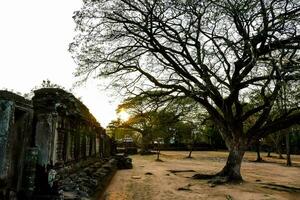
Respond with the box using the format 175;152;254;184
0;88;114;200
0;91;33;197
32;88;111;167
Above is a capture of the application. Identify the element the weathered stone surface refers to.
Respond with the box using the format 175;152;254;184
53;158;117;200
0;100;13;180
32;88;109;167
0;89;118;200
22;147;39;193
0;88;126;200
115;154;133;169
0;91;34;199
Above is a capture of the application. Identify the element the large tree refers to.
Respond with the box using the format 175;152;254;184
71;0;300;182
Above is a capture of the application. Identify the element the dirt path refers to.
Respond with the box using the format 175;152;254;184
100;151;300;200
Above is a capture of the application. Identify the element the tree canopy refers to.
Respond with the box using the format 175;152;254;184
114;94;198;152
71;0;300;181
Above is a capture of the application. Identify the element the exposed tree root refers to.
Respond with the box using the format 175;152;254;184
259;182;300;193
192;173;243;185
168;169;196;173
177;183;193;191
192;174;216;179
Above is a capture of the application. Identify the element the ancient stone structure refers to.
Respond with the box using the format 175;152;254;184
0;91;34;199
32;88;109;167
0;88;116;200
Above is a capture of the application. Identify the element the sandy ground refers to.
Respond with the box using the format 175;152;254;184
100;151;300;200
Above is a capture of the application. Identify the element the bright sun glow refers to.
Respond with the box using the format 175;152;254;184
118;109;130;121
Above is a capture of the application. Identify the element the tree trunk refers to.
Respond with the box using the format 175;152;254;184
192;126;247;183
276;143;284;159
267;149;271;157
275;132;284;159
255;140;262;162
140;134;150;154
187;144;193;158
187;150;193;158
216;147;245;182
286;132;292;166
156;142;161;161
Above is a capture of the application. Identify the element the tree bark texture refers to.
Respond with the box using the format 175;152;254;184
276;143;284;159
216;146;245;182
256;140;262;162
188;150;193;158
156;142;161;161
286;133;292;166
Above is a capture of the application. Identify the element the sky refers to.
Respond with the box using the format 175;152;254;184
0;1;120;127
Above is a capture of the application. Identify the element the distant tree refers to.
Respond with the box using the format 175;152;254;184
116;95;181;154
71;0;300;182
107;119;136;140
180;108;208;158
273;80;299;165
176;122;194;158
291;128;300;154
116;93;205;157
254;139;263;162
264;132;285;158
